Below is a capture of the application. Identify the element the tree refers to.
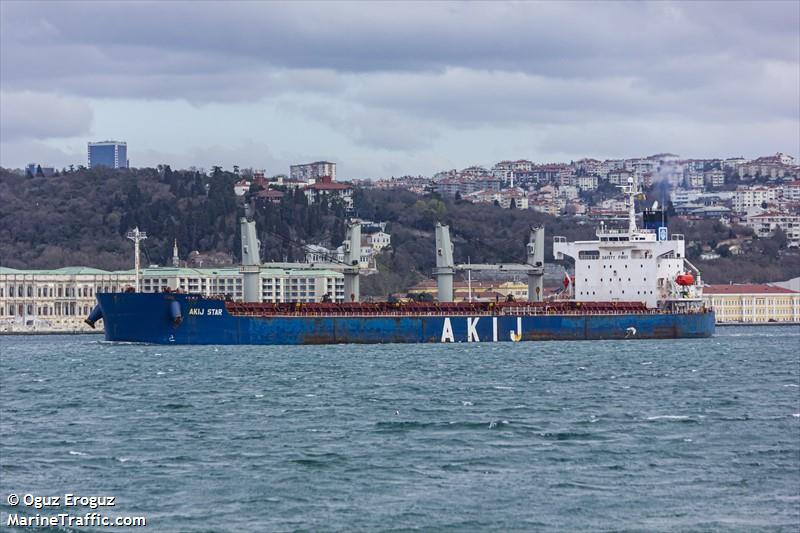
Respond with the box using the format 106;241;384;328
772;227;788;249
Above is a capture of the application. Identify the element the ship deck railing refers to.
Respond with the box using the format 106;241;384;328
224;301;709;318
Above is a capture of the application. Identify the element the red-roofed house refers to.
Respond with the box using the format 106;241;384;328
303;176;353;208
256;188;285;204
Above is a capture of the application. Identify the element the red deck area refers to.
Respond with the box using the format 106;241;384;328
225;300;657;317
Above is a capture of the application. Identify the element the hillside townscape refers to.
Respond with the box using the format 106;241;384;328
2;150;799;302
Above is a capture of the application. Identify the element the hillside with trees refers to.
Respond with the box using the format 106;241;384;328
1;167;798;298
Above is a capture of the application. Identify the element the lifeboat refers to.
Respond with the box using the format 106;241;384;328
675;273;695;286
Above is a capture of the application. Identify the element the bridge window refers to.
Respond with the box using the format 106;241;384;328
578;250;600;260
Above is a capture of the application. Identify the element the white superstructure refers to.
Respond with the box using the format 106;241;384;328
553;178;703;309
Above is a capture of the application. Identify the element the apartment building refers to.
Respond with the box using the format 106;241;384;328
289;161;336;183
733;186;778;213
744;212;800;248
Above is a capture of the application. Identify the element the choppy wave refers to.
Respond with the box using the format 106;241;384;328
644;415;702;423
1;328;797;532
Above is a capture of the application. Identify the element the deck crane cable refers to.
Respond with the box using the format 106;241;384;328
259;226;352;267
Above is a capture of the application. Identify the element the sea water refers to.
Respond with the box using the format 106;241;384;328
1;326;798;531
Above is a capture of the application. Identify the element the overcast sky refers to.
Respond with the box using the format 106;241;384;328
1;0;798;178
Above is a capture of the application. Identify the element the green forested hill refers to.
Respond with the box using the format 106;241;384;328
1;167;798;298
1;166;240;269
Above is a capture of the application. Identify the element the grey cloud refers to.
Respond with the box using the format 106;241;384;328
2;1;797;93
279;98;440;151
0;140;85;168
0;91;93;141
535;117;799;162
2;1;796;130
0;1;797;171
349;66;797;126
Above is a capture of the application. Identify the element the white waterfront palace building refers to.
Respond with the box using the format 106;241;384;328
0;266;344;332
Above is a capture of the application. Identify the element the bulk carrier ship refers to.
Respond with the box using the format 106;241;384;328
87;180;714;344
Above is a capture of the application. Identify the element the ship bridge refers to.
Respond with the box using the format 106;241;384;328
553;178;702;309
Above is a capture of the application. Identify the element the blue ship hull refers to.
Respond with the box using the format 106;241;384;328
96;293;715;345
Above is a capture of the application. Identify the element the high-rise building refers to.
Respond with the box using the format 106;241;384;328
88;141;128;169
290;161;336;184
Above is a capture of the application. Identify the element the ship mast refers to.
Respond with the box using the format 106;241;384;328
624;177;637;234
126;227;147;293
